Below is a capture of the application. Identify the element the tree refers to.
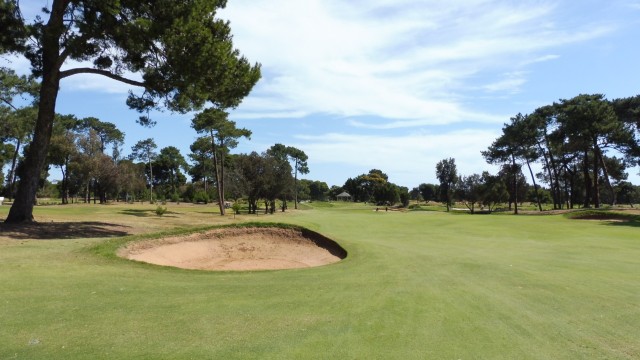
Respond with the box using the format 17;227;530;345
435;158;457;211
188;136;214;192
481;171;509;212
47;114;80;204
458;174;483;214
308;180;329;201
418;183;438;203
1;106;36;199
130;139;158;203
233;151;294;214
154;146;188;197
192;108;251;215
328;186;343;201
3;0;260;222
286;147;309;209
115;159;147;203
266;144;309;209
1;67;38;200
80;117;124;154
555;94;637;207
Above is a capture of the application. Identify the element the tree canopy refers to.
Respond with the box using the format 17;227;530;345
2;0;260;222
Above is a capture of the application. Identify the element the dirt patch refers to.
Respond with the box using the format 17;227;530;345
118;227;346;271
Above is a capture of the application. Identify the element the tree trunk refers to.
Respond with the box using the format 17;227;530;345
209;132;225;215
219;141;226;215
597;148;616;205
5;0;66;223
538;140;561;209
525;157;542;211
583;151;592;208
6;138;21;200
592;143;600;208
147;150;153;204
512;154;518;215
294;159;299;210
59;164;67;204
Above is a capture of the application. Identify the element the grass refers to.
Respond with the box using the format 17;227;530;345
1;202;639;359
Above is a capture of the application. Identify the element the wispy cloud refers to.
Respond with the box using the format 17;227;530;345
482;72;528;94
222;0;615;126
289;128;502;186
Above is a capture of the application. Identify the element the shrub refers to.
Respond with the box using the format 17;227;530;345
155;206;168;216
193;191;209;204
232;202;241;215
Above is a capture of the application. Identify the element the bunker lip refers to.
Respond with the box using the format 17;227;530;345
118;226;346;271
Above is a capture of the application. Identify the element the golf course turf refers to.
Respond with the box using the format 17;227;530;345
1;202;638;359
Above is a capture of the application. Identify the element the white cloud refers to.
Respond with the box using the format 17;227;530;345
221;0;615;127
482;72;528;94
289;129;501;186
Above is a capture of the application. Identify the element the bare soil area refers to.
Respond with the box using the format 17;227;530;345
118;227;346;271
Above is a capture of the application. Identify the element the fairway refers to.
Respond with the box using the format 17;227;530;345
1;203;639;359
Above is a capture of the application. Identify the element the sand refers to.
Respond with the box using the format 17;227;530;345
118;227;345;271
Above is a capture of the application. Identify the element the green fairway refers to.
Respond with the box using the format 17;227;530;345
1;203;639;359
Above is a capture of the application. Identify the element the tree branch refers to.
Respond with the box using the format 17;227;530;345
59;67;146;87
0;97;20;110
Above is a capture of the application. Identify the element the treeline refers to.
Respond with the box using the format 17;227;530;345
404;94;640;214
482;94;640;211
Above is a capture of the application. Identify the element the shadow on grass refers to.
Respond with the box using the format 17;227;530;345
119;209;180;218
606;220;640;228
120;209;154;217
0;221;131;240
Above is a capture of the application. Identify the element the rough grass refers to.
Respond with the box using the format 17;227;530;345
1;202;639;359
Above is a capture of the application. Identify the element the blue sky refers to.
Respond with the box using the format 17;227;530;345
5;0;640;188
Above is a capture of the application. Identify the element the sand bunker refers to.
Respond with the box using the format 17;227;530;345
118;227;346;271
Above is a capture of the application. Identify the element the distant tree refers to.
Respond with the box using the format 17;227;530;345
1;106;36;199
418;183;438;203
398;186;410;207
615;181;640;206
409;187;422;202
233;152;264;214
287;147;309;208
188;137;214;192
192;108;251;215
491;114;544;211
328;186;343;201
154;146;188;197
481;172;509;212
497;164;528;211
130;139;158;203
267;144;310;209
3;0;260;223
47;114;80;203
1;66;39;199
233;151;293;214
556;94;638;207
309;180;330;201
296;179;312;202
436;158;457;211
458;174;484;214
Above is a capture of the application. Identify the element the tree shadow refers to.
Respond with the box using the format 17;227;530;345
0;221;131;240
606;220;640;228
119;209;179;218
120;209;154;217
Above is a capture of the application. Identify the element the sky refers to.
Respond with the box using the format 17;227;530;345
4;0;640;188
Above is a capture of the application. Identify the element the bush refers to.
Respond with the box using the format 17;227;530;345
193;191;209;204
155;206;167;216
232;202;241;214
